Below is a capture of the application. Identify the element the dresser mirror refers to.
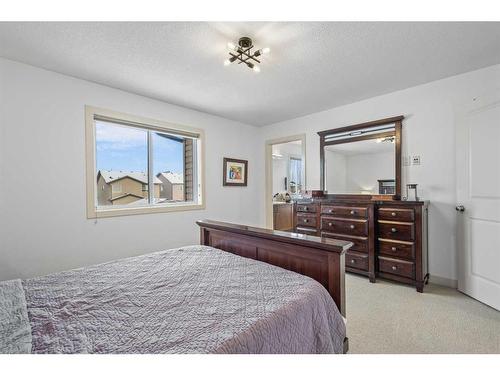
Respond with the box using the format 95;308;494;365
318;116;403;199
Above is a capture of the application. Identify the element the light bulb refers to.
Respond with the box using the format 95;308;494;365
253;65;261;73
227;42;236;51
262;47;271;54
224;59;231;66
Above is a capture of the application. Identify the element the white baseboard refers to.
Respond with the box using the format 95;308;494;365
428;275;458;289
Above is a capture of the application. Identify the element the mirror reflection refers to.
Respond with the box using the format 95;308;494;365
272;141;303;197
325;136;395;195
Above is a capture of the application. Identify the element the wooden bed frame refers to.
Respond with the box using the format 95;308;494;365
197;220;353;353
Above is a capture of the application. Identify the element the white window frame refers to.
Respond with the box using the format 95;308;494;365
85;106;205;218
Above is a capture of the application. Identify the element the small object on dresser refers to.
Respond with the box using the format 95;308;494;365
273;192;292;203
302;190;326;198
378;179;395;194
403;184;419;201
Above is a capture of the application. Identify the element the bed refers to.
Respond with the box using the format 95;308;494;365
0;220;352;354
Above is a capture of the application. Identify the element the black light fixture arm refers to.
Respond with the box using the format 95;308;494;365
224;36;269;72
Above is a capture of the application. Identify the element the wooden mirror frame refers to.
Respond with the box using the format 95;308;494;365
318;115;403;200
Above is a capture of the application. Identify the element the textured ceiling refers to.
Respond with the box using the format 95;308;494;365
1;22;500;126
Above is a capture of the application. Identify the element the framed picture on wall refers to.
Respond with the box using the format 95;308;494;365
223;157;248;186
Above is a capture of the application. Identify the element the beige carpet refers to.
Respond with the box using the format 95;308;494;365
345;274;500;353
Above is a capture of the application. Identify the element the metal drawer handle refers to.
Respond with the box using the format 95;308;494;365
351;259;356;264
391;227;397;233
303;219;309;223
391;246;397;251
350;224;355;229
392;266;397;271
391;212;396;217
350;210;355;215
328;222;333;227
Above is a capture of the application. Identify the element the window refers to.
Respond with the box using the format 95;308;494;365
289;157;303;194
112;182;123;194
86;106;204;218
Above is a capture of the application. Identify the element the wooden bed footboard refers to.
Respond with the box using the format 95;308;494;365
197;220;352;317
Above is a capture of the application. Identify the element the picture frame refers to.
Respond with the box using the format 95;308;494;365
223;157;248;186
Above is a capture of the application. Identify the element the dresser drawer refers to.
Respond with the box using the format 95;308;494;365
378;207;414;222
295;227;319;236
378;221;414;241
297;213;317;228
346;252;369;271
378;239;414;259
378;256;415;278
321;205;368;219
321;217;368;237
296;203;317;213
322;232;368;253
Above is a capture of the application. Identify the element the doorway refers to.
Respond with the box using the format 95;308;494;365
265;135;306;230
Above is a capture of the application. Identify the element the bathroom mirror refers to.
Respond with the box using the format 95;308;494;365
318;116;403;199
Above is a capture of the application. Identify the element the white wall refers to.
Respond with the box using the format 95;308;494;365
0;63;5;222
325;150;347;193
258;64;500;284
0;58;261;281
325;150;394;194
272;157;287;195
345;151;395;194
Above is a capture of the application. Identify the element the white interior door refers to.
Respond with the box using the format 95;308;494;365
456;95;500;311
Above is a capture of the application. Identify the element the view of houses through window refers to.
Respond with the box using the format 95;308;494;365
95;119;196;208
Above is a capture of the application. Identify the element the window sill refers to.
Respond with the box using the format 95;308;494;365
87;202;205;219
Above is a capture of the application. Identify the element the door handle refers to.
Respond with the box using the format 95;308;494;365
455;205;465;212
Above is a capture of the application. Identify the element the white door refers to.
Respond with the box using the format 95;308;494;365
456;95;500;311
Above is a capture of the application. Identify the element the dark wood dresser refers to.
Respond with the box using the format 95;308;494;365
294;198;429;292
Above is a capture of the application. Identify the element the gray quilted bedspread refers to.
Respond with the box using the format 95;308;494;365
0;279;32;353
7;245;345;354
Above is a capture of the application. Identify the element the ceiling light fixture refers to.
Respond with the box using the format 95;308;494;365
223;37;269;73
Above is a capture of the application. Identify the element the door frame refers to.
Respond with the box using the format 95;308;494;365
265;134;306;229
